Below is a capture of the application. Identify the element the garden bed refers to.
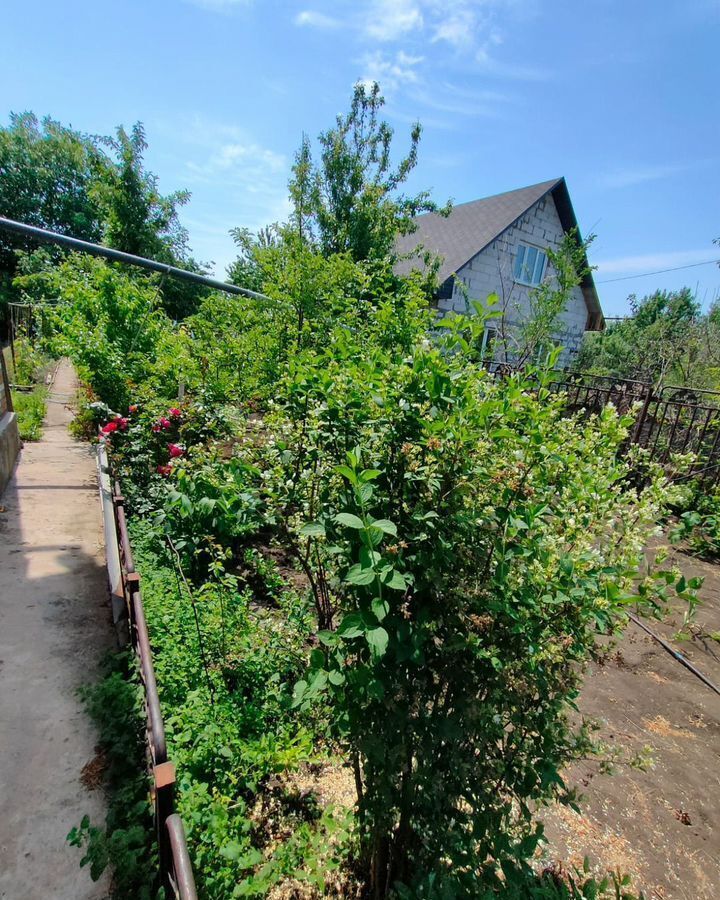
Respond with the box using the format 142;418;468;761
541;545;720;899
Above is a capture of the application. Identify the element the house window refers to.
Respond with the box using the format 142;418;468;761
513;242;547;286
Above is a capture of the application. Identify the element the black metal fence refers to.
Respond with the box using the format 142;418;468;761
549;372;720;485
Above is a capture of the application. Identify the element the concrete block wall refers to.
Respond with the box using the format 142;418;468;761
0;412;20;497
437;194;589;367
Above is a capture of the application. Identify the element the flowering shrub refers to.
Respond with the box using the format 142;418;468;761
253;309;692;896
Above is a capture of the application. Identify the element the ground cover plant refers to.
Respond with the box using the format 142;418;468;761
33;85;697;898
4;337;50;440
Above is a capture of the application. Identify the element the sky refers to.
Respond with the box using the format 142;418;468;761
1;0;719;316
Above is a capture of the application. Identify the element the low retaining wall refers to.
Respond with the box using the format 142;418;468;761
0;411;20;497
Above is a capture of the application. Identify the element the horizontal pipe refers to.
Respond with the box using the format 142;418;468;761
0;215;270;302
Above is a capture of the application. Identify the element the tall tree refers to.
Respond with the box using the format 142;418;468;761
94;122;191;263
0;112;108;283
288;81;446;262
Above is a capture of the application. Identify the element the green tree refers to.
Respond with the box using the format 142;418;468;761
288;81;446;262
93;122;209;318
94;122;189;261
0;112;109;309
577;287;708;388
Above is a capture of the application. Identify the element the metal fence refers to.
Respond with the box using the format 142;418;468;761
97;441;198;899
549;371;720;485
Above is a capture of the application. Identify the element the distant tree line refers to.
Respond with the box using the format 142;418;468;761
577;286;720;391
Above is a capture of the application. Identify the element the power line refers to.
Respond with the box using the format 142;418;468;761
597;258;720;284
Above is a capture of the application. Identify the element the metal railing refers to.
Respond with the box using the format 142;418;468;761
97;441;198;899
548;371;720;485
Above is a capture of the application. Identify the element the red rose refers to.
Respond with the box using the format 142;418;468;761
168;407;182;418
156;464;172;476
159;417;172;429
101;421;118;434
128;404;138;414
168;443;184;458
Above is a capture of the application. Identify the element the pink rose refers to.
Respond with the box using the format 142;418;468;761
168;408;182;418
156;464;172;476
168;443;184;458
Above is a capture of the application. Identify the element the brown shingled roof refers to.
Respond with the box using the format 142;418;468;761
395;177;603;327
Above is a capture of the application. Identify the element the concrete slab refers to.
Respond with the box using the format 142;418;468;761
0;360;112;900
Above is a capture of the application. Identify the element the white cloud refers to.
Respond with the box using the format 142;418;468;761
600;163;692;189
412;82;514;117
359;49;424;93
295;9;341;28
595;249;717;277
365;0;424;41
189;141;286;178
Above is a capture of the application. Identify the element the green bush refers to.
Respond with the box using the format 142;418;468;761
17;255;171;411
670;482;720;558
257;308;689;896
12;387;47;440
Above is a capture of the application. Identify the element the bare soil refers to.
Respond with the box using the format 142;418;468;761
540;545;720;899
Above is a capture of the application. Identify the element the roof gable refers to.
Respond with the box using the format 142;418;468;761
395;177;603;326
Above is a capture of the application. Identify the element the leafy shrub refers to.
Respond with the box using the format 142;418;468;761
258;308;689;896
10;334;49;385
124;521;352;898
17;255;170;411
12;387;47;440
68;654;159;899
670;482;720;558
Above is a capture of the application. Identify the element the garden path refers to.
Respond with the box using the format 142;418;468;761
0;360;112;899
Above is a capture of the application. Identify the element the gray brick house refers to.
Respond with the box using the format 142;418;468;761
395;177;604;366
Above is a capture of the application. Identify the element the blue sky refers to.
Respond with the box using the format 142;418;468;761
2;0;719;316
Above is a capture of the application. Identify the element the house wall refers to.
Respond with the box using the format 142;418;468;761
436;192;589;366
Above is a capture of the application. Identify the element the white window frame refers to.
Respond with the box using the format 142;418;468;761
513;242;548;287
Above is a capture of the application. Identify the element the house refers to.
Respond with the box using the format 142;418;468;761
395;177;604;366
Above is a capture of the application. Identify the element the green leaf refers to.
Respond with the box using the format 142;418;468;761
336;512;365;529
300;521;326;537
385;569;408;591
346;564;376;585
337;613;365;638
369;518;397;536
366;626;389;658
335;465;357;485
291;680;307;708
371;597;389;621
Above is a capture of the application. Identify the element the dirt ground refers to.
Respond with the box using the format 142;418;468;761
540;545;720;899
0;361;112;899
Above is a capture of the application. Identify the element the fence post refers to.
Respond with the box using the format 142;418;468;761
631;385;653;446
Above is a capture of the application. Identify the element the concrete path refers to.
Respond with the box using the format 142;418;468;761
0;361;112;899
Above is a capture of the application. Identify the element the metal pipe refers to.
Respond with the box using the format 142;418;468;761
166;815;199;900
0;215;270;302
628;612;720;697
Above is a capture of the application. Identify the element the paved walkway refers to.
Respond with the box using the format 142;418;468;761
0;361;111;899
